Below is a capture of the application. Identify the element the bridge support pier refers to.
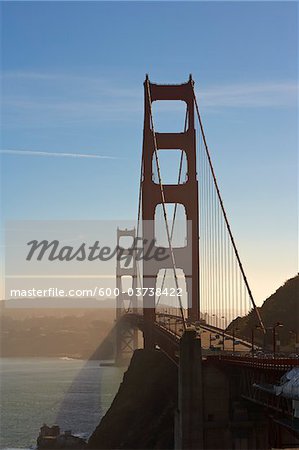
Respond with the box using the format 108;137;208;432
176;329;204;450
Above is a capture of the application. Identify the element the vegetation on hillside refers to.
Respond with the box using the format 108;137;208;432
228;274;298;349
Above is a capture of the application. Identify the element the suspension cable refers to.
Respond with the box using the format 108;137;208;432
135;144;144;296
191;83;265;333
145;79;186;329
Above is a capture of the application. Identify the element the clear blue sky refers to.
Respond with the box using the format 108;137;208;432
1;1;298;303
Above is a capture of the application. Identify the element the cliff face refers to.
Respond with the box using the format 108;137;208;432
87;349;177;449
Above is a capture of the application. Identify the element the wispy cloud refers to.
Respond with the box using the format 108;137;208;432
198;81;298;108
1;71;297;130
1;71;142;128
0;149;121;160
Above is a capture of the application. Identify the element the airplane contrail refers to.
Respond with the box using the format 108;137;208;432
0;149;120;160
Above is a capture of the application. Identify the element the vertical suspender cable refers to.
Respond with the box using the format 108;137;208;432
191;84;265;333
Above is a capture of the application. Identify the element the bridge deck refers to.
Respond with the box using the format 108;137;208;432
120;312;299;370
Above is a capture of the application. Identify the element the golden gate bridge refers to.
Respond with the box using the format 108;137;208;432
113;76;298;449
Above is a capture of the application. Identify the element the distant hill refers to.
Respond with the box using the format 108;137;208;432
0;297;116;312
0;306;116;359
228;274;299;349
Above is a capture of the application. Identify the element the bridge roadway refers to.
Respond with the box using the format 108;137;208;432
119;311;299;369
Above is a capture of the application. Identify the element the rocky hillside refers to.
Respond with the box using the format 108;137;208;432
88;349;177;449
229;274;299;348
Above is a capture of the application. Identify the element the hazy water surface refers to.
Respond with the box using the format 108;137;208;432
0;358;124;449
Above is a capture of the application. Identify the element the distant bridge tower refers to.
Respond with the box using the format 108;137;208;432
141;76;200;349
115;228;138;365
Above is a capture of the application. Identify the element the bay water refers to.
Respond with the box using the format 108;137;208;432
0;358;125;449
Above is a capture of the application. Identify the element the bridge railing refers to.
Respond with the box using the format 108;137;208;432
207;355;299;371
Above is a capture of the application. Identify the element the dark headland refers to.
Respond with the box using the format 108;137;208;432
88;349;177;449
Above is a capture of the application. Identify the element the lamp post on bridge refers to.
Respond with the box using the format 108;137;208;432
175;319;180;335
221;331;225;351
221;316;227;351
232;327;239;353
221;316;227;329
164;309;167;327
251;325;262;355
289;330;299;354
272;322;283;357
167;317;170;332
212;314;218;328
